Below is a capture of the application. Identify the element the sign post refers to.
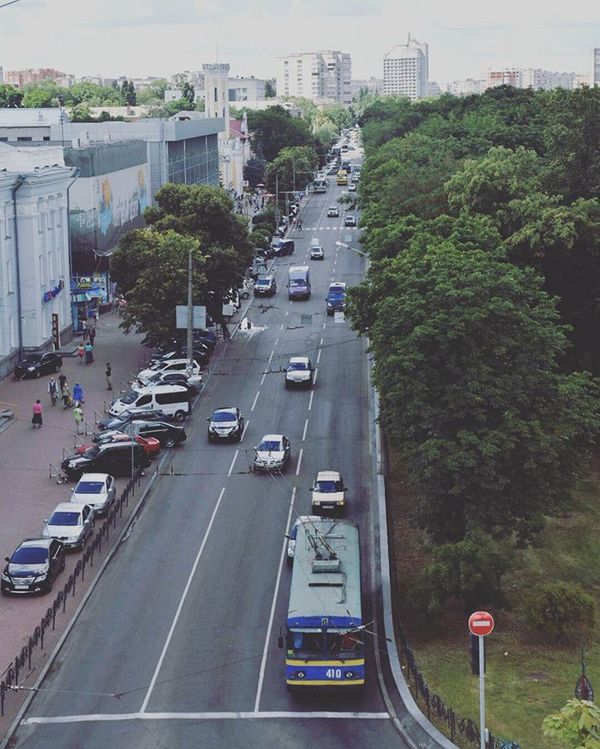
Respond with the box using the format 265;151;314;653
468;611;495;749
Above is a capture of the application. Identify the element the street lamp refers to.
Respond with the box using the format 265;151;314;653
335;240;368;258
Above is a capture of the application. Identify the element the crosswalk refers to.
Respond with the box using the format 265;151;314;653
300;226;354;231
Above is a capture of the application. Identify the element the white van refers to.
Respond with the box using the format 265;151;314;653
310;238;324;260
109;384;191;421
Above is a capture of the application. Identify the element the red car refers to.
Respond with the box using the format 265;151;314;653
76;432;161;457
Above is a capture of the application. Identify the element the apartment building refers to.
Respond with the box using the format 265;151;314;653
276;51;352;105
383;35;429;100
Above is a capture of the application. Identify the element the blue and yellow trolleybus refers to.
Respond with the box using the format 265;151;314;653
281;518;365;689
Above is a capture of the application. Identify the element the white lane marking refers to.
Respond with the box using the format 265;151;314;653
302;418;309;441
23;712;390;725
319;337;323;346
280;323;285;329
313;367;318;386
253;487;296;712
241;420;249;442
316;349;321;364
295;448;303;476
308;390;314;412
140;487;227;713
251;391;260;411
274;338;279;347
228;450;239;477
322;322;326;330
268;350;275;364
285;311;289;317
260;372;267;385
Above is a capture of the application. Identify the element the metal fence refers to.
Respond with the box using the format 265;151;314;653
0;468;143;717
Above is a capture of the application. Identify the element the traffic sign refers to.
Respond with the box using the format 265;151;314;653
468;611;495;637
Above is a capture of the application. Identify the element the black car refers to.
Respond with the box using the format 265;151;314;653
14;352;62;380
97;408;168;431
2;538;65;595
97;420;187;449
271;239;295;257
254;275;277;297
171;329;217;352
62;441;152;479
207;407;245;442
143;372;200;396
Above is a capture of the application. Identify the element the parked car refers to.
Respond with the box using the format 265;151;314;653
98;420;187;449
1;538;65;595
140;371;200;397
70;473;117;515
78;431;161;458
149;347;210;367
348;183;356;192
61;442;151;479
14;352;62;380
253;434;291;473
97;408;168;432
344;215;357;227
311;470;347;513
207;407;245;442
136;360;203;388
284;357;314;389
42;503;94;551
254;275;277;297
327;206;340;218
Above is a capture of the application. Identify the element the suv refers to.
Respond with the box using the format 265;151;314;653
326;282;347;315
61;441;151;479
344;215;357;227
2;538;65;595
285;357;314;389
254;275;277;297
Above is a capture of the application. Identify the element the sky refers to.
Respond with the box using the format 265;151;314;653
0;0;598;86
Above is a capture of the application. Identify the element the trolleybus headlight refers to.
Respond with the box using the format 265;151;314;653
296;671;305;679
345;671;354;679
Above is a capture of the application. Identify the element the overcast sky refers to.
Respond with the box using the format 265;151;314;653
0;0;598;85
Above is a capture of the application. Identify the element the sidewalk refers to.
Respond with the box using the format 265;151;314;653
0;313;149;673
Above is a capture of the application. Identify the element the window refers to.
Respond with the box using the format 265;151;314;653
37;198;45;233
47;251;54;282
156;391;188;405
3;203;11;239
39;254;45;285
6;258;14;294
17;136;32;142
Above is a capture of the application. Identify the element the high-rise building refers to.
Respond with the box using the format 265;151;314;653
594;48;600;87
485;68;521;89
276;51;352;105
383;35;429;100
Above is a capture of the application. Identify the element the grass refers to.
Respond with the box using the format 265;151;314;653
386;447;600;749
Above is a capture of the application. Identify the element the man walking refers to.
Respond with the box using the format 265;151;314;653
73;403;84;435
48;376;58;406
58;372;67;396
105;362;112;391
89;326;96;346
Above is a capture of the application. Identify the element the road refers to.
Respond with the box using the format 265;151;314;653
10;151;411;749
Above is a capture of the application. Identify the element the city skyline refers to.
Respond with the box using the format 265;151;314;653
0;0;598;86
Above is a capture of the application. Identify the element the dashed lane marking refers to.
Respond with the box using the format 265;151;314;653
302;418;309;441
295;448;304;476
227;450;239;477
251;391;260;412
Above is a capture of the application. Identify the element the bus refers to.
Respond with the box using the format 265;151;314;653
336;169;348;186
281;518;365;689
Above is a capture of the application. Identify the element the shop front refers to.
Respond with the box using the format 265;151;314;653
70;274;109;334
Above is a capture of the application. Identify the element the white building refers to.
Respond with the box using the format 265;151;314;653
447;78;485;96
228;77;266;102
594;49;600;87
351;78;384;100
520;69;575;90
383;35;429;100
276;51;352;105
0;144;75;375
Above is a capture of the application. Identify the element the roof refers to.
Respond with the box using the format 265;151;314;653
289;356;310;364
51;502;88;512
316;470;341;481
75;473;111;482
20;538;53;548
260;433;284;441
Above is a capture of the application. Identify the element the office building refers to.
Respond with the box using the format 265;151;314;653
276;51;352;105
383;35;429;100
485;68;522;89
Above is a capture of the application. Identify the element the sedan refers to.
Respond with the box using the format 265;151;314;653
106;420;187;449
254;275;277;297
253;434;291;473
344;215;357;227
348;183;357;192
149;346;210;367
311;470;347;513
1;538;65;595
70;473;116;516
42;503;94;551
284;357;313;389
14;352;62;380
78;431;161;457
136;359;202;388
327;206;340;218
141;371;199;397
97;408;168;432
207;407;245;442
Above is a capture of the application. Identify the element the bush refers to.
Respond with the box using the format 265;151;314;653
528;582;595;642
250;229;270;250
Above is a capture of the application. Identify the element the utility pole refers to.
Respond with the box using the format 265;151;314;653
274;171;280;226
187;245;194;375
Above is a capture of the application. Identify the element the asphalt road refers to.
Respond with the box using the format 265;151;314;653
11;150;411;749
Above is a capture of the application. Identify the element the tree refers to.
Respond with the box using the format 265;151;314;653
0;84;23;108
529;582;595;642
348;241;600;542
65;82;123;107
136;79;168;105
22;81;61;108
264;79;276;98
69;103;94;122
182;81;195;107
247;106;315;163
120;79;136;106
110;230;205;346
244;156;266;188
266;145;318;196
542;699;600;749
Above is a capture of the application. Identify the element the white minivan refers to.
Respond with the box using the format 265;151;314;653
109;384;191;421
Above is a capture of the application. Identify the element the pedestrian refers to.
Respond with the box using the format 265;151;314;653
89;326;96;346
73;403;84;435
82;319;89;341
105;362;112;391
220;319;231;341
62;382;71;409
48;376;58;406
32;399;43;428
84;342;94;364
77;342;85;364
72;382;84;405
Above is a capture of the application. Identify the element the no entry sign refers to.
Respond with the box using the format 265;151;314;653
468;611;495;637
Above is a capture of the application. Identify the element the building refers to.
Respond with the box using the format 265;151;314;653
520;69;575;90
447;78;486;96
0;107;66;143
276;51;352;105
383;35;429;100
351;78;384;100
228;76;266;102
427;81;442;97
0;143;75;376
575;73;592;88
594;49;600;87
485;68;522;89
5;68;74;88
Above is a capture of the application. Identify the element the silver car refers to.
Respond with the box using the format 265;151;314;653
70;473;116;516
42;502;94;551
253;434;291;473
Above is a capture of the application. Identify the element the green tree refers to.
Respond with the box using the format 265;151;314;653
136;79;168;105
542;699;600;749
0;83;23;107
348;242;600;542
182;81;195;106
247;106;315;162
529;582;595;642
110;230;205;346
69;103;94;122
264;79;276;98
244;156;266;188
120;79;136;105
22;81;61;108
266;145;318;196
65;82;123;106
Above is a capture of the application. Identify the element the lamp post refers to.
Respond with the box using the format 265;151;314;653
335;240;368;258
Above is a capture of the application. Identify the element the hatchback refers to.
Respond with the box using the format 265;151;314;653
2;539;65;595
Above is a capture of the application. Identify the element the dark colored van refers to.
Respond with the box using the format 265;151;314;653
288;266;311;300
271;238;295;257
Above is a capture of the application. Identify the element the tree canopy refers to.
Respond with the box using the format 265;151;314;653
247;106;315;163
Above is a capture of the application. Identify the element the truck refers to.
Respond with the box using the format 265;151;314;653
288;266;311;300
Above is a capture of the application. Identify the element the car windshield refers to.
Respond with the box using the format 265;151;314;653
75;480;105;494
23;354;42;363
289;278;305;287
82;446;100;458
315;480;344;492
329;290;345;300
11;547;47;564
212;411;237;422
48;511;80;526
256;278;271;286
289;362;308;370
120;390;139;405
258;440;282;452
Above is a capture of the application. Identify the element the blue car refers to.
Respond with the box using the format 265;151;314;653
326;282;347;316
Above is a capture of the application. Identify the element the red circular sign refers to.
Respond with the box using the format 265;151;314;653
468;611;495;637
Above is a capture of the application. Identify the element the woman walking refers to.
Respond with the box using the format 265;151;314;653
62;382;71;409
72;382;84;405
32;400;43;429
84;342;94;365
77;342;85;364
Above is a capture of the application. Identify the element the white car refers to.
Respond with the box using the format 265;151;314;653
286;515;323;560
310;244;324;260
136;359;202;387
70;473;116;516
311;471;347;513
285;357;313;389
42;502;94;551
253;434;291;473
348;183;356;192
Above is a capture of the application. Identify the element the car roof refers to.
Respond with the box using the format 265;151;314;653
18;538;53;549
329;282;347;290
213;407;238;415
256;275;274;281
289;356;310;364
260;433;284;442
316;470;342;481
328;205;338;209
76;473;111;482
50;502;88;513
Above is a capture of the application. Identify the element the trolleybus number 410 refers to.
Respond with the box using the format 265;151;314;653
326;668;343;679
